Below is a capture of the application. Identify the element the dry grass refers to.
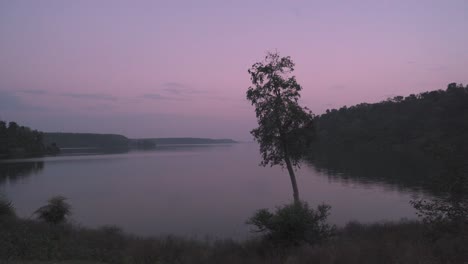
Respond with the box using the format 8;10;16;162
1;218;466;264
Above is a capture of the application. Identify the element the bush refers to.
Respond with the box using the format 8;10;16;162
34;196;71;225
247;201;335;246
410;197;468;241
0;195;15;218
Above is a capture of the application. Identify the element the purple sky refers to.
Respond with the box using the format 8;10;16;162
1;0;467;140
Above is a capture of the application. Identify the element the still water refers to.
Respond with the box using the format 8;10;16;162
0;143;428;239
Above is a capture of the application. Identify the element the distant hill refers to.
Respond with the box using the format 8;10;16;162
44;133;237;150
311;83;468;156
44;133;130;150
134;137;237;145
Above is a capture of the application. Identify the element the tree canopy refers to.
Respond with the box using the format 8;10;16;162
312;83;468;157
247;52;314;203
0;120;58;159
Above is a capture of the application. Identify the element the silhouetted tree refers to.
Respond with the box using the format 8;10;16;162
247;52;314;203
0;120;53;158
247;201;334;246
34;196;71;225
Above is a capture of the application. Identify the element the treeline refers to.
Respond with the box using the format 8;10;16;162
44;132;130;150
0;121;59;159
312;83;468;156
140;137;237;145
43;133;237;151
44;134;237;149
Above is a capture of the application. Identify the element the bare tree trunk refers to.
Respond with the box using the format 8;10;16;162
280;132;300;204
285;155;300;204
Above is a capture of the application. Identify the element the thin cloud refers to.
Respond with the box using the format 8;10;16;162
60;92;118;101
17;89;48;95
142;93;181;101
164;82;186;89
161;82;207;95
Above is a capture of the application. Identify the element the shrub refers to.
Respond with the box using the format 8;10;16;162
34;196;71;225
247;201;335;247
411;197;468;241
0;195;15;218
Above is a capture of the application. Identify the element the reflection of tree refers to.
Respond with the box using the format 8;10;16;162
307;150;445;194
0;162;44;185
411;146;468;235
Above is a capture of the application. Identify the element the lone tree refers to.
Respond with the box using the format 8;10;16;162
247;52;314;203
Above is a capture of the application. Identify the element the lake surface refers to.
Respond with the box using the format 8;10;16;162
0;143;429;239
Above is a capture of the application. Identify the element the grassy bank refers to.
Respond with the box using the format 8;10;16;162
1;217;467;264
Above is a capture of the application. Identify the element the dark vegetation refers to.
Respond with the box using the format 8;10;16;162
0;195;15;218
1;210;466;263
34;196;72;225
43;133;237;152
0;128;237;157
247;202;335;247
247;52;314;204
305;83;468;196
309;82;468;242
43;133;130;150
0;121;59;159
312;83;468;156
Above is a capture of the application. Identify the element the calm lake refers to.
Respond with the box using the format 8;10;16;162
0;143;429;239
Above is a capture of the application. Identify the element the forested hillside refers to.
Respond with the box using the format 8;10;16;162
0;121;58;159
43;133;237;150
312;83;468;156
44;133;130;150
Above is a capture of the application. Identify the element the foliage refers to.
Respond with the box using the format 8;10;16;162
246;52;314;203
303;82;468;199
247;52;314;168
0;120;58;159
0;195;15;218
410;143;468;239
313;83;468;156
411;198;467;232
247;201;335;246
1;215;467;263
34;196;72;225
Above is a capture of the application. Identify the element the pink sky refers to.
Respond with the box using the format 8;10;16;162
1;0;467;140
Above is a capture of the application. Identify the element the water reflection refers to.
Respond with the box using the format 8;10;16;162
0;161;44;185
307;150;444;194
0;144;234;185
1;143;430;238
